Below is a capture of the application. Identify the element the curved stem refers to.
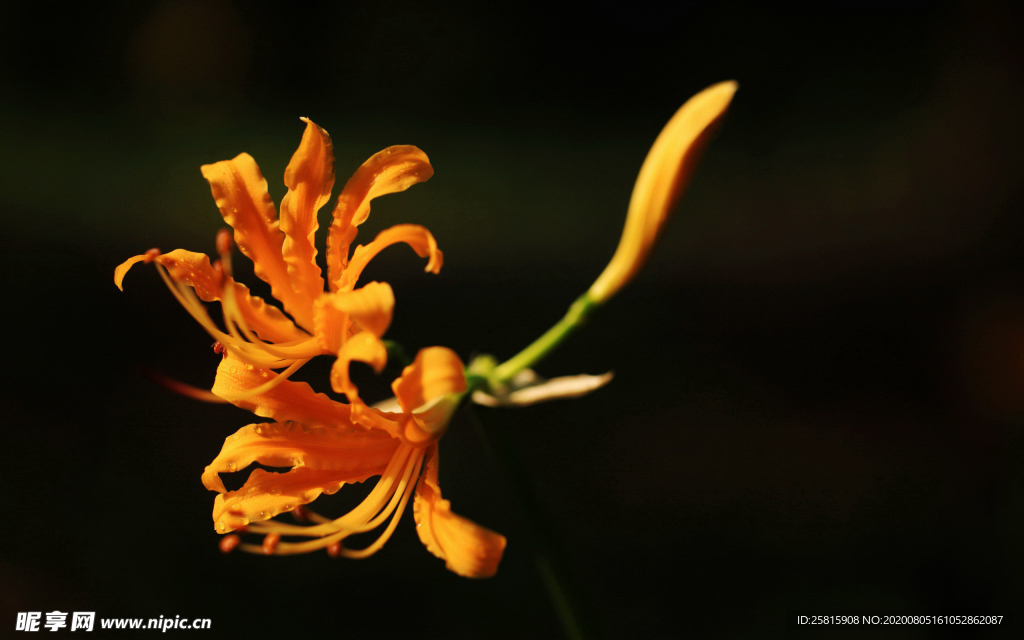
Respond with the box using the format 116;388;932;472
491;293;597;384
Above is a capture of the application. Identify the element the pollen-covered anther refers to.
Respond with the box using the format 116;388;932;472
291;505;310;522
219;534;241;553
215;228;234;256
262;533;281;555
143;248;161;263
210;259;226;283
327;541;341;558
212;341;225;355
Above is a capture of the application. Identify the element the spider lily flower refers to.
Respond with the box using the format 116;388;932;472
115;119;505;577
115;117;442;379
588;81;737;303
205;346;505;578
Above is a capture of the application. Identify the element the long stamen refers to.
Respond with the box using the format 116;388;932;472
235;445;425;557
262;449;419;555
349;446;422;535
211;229;323;363
299;507;333;525
228;298;320;360
338;448;424;559
219;262;321;361
156;264;295;369
155;265;265;360
144;239;320;381
244;444;412;538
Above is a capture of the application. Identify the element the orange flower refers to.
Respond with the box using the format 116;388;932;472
206;347;505;577
115;119;505;577
116;118;439;372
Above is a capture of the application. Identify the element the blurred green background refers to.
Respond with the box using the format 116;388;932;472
2;0;1024;637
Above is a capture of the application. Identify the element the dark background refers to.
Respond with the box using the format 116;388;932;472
2;0;1023;638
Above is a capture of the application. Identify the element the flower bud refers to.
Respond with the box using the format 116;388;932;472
588;81;737;303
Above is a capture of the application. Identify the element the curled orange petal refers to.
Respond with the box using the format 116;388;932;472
330;331;389;413
281;118;334;320
115;249;307;344
201;153;309;327
313;282;395;354
337;224;443;292
383;346;468;444
114;254;150;290
212;467;350;532
202;420;398;493
212;352;352;427
414;445;506;578
326;146;434;291
393;347;466;415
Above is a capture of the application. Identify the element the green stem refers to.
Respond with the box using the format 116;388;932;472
466;406;597;640
382;339;413;370
491;292;598;384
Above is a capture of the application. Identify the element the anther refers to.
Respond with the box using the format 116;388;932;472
327;541;341;558
219;535;241;553
212;341;225;355
262;533;281;555
211;259;224;279
143;248;161;263
216;229;233;256
291;505;309;522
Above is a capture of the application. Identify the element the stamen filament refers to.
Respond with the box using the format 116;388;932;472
155;265;297;369
235;445;425;558
339;450;423;558
245;444;412;538
221;277;321;361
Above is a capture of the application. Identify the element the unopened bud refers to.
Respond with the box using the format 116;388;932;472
588;81;737;303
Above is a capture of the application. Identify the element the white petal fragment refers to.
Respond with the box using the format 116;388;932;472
472;370;614;407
